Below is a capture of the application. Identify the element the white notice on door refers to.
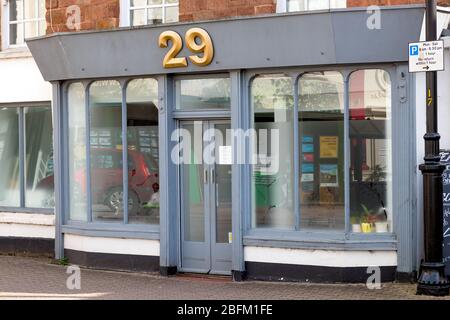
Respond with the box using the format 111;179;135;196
219;146;232;165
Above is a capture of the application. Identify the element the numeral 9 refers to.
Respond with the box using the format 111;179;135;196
185;28;214;66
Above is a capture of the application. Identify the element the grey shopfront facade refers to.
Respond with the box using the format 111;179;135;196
28;5;424;282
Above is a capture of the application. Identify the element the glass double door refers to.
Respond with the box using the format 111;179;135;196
179;120;232;274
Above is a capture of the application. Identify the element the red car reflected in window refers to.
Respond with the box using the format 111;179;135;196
36;149;159;214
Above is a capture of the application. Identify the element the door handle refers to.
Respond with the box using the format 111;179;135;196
204;168;208;184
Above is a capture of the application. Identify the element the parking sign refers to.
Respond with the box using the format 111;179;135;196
409;40;444;73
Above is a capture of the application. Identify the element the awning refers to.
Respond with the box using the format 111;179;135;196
27;5;425;82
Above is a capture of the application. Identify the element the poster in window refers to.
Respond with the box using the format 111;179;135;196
302;182;314;192
302;144;314;153
301;173;314;182
302;163;314;173
320;136;338;158
303;153;314;162
320;164;338;187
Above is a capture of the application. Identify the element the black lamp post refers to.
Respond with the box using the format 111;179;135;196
417;0;450;296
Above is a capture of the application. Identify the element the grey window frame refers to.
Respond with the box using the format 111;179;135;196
244;64;400;250
60;77;161;237
0;102;53;214
52;64;415;275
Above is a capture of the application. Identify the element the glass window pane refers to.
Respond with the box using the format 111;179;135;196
349;69;392;233
10;23;24;45
298;71;344;230
287;0;306;11
166;0;178;4
148;8;163;25
25;106;54;208
38;19;46;35
24;0;36;19
24;21;38;39
68;83;88;221
251;75;295;229
9;0;23;21
182;123;205;242
38;0;46;19
126;79;159;225
308;0;330;10
131;9;146;26
89;81;123;222
131;0;147;6
176;78;231;110
165;6;178;23
149;0;163;4
0;108;20;207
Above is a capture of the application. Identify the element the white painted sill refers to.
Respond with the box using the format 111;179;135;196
0;46;33;59
0;212;55;226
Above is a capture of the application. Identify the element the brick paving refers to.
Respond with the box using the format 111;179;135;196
0;254;449;300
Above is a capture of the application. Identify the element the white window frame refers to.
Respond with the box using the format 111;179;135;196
276;0;346;13
1;0;46;50
120;0;179;28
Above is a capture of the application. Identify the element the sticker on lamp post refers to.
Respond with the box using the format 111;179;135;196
409;40;444;73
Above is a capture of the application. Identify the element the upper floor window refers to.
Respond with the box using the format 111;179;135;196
3;0;46;48
276;0;346;13
127;0;179;26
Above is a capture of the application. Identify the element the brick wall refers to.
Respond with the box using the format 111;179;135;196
179;0;276;22
45;0;119;34
42;0;449;35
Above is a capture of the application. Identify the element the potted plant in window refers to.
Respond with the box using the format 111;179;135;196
360;204;374;233
374;208;389;233
351;217;361;232
374;219;389;233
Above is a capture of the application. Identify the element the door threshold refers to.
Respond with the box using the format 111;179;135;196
176;272;232;282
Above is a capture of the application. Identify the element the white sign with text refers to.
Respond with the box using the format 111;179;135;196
409;40;444;73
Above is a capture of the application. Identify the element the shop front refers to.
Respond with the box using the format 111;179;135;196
28;5;424;282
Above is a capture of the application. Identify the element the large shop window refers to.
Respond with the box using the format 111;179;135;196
67;79;159;225
129;0;179;26
0;105;53;209
251;75;295;229
349;70;392;233
251;69;392;234
299;71;344;230
5;0;46;47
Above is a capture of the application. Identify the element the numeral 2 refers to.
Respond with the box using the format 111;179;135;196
158;31;187;68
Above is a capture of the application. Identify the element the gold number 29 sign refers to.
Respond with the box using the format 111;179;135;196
158;28;214;68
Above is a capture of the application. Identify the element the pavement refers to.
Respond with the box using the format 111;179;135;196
0;254;449;300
